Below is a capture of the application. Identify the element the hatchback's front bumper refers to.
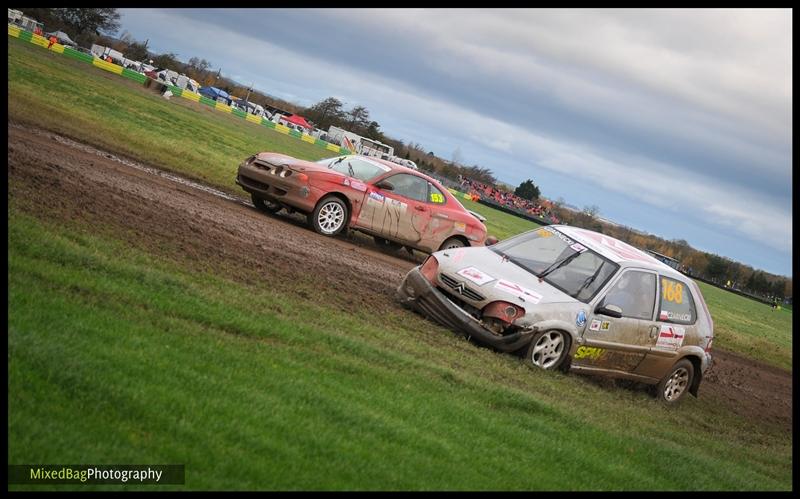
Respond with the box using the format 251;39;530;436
397;267;535;353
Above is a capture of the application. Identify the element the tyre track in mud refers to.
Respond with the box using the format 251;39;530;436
7;122;791;433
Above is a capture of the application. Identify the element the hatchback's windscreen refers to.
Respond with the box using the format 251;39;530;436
490;227;618;301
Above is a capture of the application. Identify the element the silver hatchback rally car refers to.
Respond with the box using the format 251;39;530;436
397;225;714;404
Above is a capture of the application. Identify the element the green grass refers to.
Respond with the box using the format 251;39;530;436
7;209;791;490
696;282;792;370
7;37;336;193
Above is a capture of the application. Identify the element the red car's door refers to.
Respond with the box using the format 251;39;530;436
357;173;431;245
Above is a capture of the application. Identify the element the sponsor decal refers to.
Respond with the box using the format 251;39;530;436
576;310;587;327
543;226;577;246
589;319;602;331
452;248;466;263
456;267;495;286
574;346;605;361
600;321;610;331
349;179;367;192
368;191;385;203
387;198;407;213
660;310;691;322
454;221;466;233
570;243;587;253
494;279;543;304
656;325;686;350
536;228;553;238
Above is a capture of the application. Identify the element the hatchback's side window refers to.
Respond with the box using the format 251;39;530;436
658;276;697;324
600;271;656;320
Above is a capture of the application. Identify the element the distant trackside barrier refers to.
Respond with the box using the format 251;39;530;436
8;24;352;155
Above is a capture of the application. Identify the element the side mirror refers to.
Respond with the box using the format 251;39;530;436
595;304;622;318
375;181;394;191
485;236;499;246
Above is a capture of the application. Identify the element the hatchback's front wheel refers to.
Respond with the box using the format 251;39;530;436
656;359;694;404
310;195;348;236
525;330;570;371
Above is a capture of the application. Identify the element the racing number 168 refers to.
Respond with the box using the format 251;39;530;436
662;279;683;304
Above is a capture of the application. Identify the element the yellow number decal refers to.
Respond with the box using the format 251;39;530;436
430;193;444;203
661;278;684;304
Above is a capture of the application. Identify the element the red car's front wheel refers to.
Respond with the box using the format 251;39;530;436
310;195;349;236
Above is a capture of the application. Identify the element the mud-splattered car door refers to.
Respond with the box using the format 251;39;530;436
358;173;431;246
575;269;658;372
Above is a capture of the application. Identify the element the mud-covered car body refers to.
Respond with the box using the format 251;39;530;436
236;153;487;252
397;225;714;400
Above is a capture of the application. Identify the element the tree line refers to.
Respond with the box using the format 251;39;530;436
27;8;790;303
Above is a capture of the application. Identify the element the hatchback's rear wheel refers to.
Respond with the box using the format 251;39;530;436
310;195;348;236
251;193;282;214
656;359;694;404
525;330;570;371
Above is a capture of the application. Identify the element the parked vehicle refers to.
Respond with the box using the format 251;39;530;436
240;101;266;117
90;44;124;64
397;225;714;404
236;153;488;253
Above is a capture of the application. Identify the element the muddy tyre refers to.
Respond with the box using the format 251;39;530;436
439;237;466;251
310;195;348;236
525;330;571;371
656;359;694;404
252;193;282;214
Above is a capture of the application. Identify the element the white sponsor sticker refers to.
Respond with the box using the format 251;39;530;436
494;279;543;304
454;221;466;233
589;319;602;331
349;179;367;192
660;310;691;322
570;243;587;253
387;198;407;213
456;267;495;286
656;325;686;350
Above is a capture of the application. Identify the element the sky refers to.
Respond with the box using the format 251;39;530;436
117;8;793;277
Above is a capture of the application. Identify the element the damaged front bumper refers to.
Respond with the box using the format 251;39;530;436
397;267;535;353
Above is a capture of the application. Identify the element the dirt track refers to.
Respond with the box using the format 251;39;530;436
7;123;792;433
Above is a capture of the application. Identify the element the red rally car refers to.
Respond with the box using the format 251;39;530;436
236;153;488;252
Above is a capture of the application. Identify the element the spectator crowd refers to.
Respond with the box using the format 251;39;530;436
458;177;560;224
